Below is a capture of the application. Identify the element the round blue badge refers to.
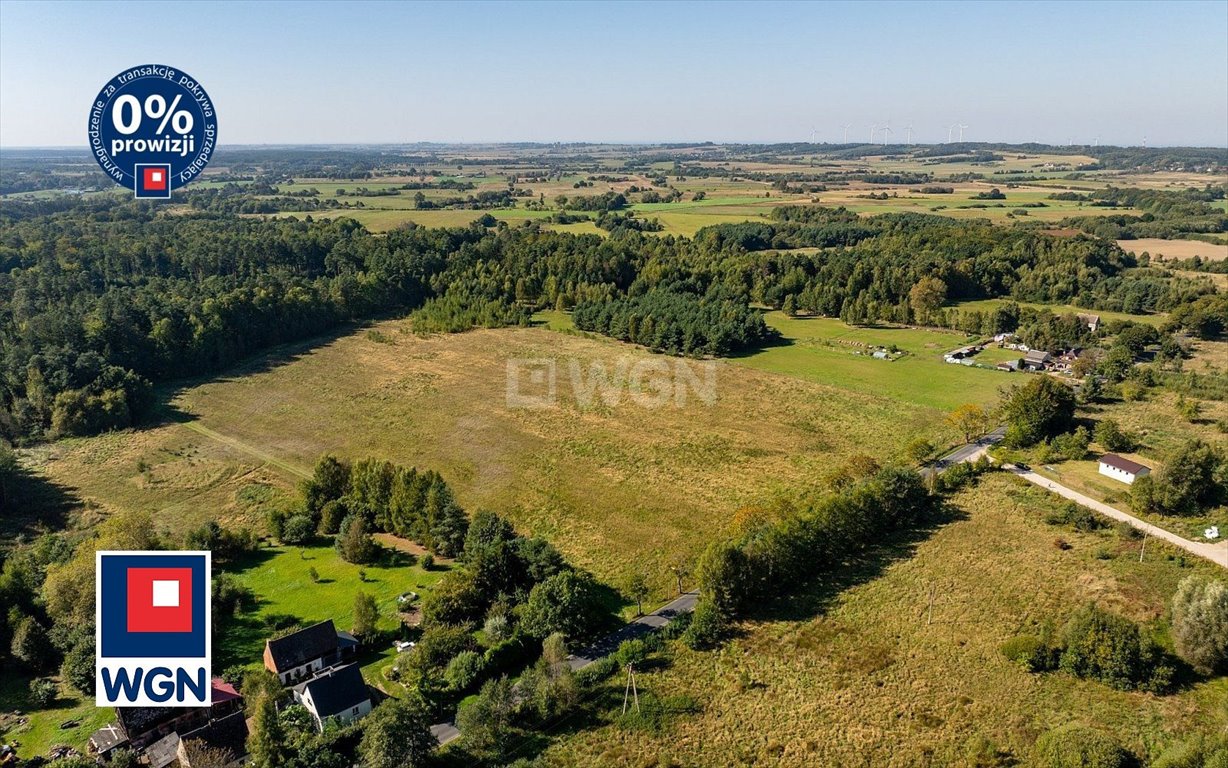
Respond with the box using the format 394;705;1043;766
87;65;217;198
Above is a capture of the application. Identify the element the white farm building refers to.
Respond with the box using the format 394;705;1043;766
1098;453;1150;485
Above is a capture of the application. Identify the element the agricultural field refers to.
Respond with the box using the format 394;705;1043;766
26;317;959;599
538;474;1228;767
1119;238;1228;261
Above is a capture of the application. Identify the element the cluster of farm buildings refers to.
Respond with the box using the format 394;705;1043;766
88;620;370;767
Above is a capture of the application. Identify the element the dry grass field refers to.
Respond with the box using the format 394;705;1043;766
27;320;949;594
1119;238;1228;262
537;474;1228;768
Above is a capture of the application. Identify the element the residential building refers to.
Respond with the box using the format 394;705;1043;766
292;663;373;731
264;619;359;685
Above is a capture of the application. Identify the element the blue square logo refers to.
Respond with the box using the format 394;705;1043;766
96;551;212;706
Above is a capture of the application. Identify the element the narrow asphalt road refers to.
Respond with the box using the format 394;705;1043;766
431;591;701;746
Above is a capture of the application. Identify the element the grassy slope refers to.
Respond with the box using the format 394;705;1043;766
31;320;948;597
538;474;1228;767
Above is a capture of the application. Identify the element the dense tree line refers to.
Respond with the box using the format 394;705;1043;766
693;465;934;644
572;286;774;356
1061;185;1228;240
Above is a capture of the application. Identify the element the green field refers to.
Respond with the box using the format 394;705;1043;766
737;312;1007;412
214;541;449;671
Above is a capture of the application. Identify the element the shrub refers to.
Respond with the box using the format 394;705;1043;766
335;513;377;564
1153;735;1228;768
445;650;486;691
1094;419;1136;452
318;499;348;534
614;638;648;667
683;600;726;650
1059;603;1173;692
574;655;619;688
1171;574;1228;675
482;614;511;642
280;513;316;544
1045;503;1105;533
1033;724;1132;768
28;677;57;707
999;635;1056;672
421;554;435;570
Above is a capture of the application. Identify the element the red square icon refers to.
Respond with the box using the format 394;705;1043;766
143;167;168;191
126;567;193;633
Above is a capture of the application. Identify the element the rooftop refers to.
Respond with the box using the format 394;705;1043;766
266;619;340;672
1100;453;1150;475
295;663;369;719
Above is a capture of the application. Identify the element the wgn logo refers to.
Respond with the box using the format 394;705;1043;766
96;551;212;707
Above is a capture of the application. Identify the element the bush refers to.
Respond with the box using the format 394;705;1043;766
318;499;348;534
444;650;486;691
574;655;619;688
421;554;435;570
1034;724;1132;768
28;677;57;707
482;614;510;642
1153;735;1228;768
1045;503;1106;533
335;513;377;564
614;638;648;667
280;513;316;544
1059;603;1173;692
999;634;1056;672
683;600;725;650
1171;574;1228;675
1094;419;1136;452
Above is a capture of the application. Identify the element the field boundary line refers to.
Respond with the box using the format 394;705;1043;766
176;420;312;480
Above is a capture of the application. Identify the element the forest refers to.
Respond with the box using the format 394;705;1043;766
1;194;1224;442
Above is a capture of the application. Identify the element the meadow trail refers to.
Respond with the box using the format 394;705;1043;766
176;419;313;480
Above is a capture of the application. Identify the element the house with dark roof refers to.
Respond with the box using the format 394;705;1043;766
177;710;249;767
292;663;372;731
1099;453;1150;484
263;619;358;685
1022;349;1052;371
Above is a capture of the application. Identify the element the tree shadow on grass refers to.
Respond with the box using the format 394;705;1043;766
749;501;969;625
2;461;82;543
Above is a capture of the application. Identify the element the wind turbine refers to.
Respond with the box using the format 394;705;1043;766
810;127;817;144
904;124;914;145
869;124;878;143
881;122;892;144
1092;136;1100;148
958;124;968;142
948;124;957;143
842;124;851;143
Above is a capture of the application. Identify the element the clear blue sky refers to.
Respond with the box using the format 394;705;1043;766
1;0;1226;147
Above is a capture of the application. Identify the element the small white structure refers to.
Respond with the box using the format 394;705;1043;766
1098;453;1150;485
1206;526;1220;540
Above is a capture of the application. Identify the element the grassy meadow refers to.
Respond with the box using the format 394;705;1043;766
537;473;1228;767
27;317;961;602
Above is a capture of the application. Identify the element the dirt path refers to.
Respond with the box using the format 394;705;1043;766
177;420;312;480
1010;466;1227;568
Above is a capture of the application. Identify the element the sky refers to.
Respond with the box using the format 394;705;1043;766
1;0;1226;148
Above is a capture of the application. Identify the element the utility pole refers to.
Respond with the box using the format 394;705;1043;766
622;663;640;714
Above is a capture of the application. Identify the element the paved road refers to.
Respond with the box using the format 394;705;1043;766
923;426;1006;476
431;591;700;746
1009;466;1227;568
